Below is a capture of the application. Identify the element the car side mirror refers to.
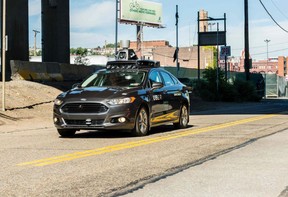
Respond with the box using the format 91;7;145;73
72;83;81;89
152;82;163;90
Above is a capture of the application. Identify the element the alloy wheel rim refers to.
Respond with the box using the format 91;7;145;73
181;106;188;126
139;109;148;133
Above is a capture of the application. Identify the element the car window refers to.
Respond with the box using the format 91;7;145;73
160;71;175;86
170;74;179;84
81;73;101;87
81;71;146;88
149;71;162;87
149;70;162;83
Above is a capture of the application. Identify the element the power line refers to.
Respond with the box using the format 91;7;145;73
259;0;288;33
270;0;288;20
251;47;288;56
233;41;288;51
153;51;198;60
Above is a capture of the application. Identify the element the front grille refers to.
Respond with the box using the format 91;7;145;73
64;119;105;126
61;103;108;114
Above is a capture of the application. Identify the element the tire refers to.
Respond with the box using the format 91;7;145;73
57;129;76;137
132;107;149;136
174;105;189;129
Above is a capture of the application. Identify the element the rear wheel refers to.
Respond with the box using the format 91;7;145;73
57;129;76;137
174;105;189;129
132;107;149;136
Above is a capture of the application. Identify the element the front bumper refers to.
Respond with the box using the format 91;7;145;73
53;102;137;130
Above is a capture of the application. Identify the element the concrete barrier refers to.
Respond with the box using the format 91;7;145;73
10;60;104;82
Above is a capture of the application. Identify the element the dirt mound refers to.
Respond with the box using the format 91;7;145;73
0;80;62;132
2;80;62;110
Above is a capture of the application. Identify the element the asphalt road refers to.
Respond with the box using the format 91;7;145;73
0;99;287;196
123;128;288;197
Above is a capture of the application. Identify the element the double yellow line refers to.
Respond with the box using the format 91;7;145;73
17;114;278;167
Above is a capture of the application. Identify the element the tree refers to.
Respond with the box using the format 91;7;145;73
103;42;120;49
105;43;115;48
72;47;89;65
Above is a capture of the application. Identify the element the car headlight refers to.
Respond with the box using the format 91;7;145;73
107;97;135;105
54;98;63;106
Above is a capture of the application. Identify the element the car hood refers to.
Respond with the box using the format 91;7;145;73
60;86;140;102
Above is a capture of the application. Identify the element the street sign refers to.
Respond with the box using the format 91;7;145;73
220;46;231;57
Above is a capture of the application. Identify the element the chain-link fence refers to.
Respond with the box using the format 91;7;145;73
264;74;288;98
163;66;288;98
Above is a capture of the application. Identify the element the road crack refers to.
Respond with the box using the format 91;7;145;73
0;113;19;121
7;100;53;111
278;186;288;197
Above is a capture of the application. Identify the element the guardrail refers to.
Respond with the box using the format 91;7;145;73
10;60;104;82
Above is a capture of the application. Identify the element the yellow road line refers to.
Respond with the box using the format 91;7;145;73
17;114;278;167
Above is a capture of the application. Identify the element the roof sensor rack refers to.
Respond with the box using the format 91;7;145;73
106;60;160;70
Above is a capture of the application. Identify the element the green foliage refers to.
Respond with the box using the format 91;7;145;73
70;47;88;55
71;47;89;65
232;78;262;102
192;67;262;102
202;46;217;68
192;79;216;101
104;42;120;49
202;67;226;100
36;50;42;56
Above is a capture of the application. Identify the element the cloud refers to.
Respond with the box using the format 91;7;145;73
71;32;115;48
226;20;288;59
29;0;41;16
250;18;271;25
71;1;115;30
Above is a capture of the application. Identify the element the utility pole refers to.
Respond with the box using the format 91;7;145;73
136;25;143;59
244;0;250;80
176;5;179;77
33;30;40;56
2;0;7;111
197;11;200;80
105;40;107;54
115;0;119;55
264;39;270;72
216;22;219;99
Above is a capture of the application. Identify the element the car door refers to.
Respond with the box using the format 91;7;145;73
148;70;168;125
160;71;182;122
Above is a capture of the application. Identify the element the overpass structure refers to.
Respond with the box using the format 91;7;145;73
1;0;70;79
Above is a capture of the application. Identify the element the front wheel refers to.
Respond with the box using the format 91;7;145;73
174;105;189;129
57;129;76;137
132;107;149;137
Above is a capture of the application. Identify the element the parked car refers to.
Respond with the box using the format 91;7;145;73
53;60;191;137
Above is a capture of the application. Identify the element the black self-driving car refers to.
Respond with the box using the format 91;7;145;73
53;60;191;137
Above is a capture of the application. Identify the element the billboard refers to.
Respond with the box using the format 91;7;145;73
198;32;226;46
120;0;162;27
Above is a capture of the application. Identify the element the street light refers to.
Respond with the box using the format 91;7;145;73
33;30;40;56
208;22;215;31
264;39;270;72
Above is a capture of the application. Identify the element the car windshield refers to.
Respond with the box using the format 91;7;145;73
81;70;146;88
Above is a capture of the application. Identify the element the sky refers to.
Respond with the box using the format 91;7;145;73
28;0;288;60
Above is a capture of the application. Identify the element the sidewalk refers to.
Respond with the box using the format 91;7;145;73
123;129;288;197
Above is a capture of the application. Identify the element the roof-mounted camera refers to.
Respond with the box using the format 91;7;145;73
116;40;138;60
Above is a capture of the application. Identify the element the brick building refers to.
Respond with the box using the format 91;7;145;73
234;50;288;76
130;40;170;60
278;56;288;77
130;40;214;69
153;46;214;69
